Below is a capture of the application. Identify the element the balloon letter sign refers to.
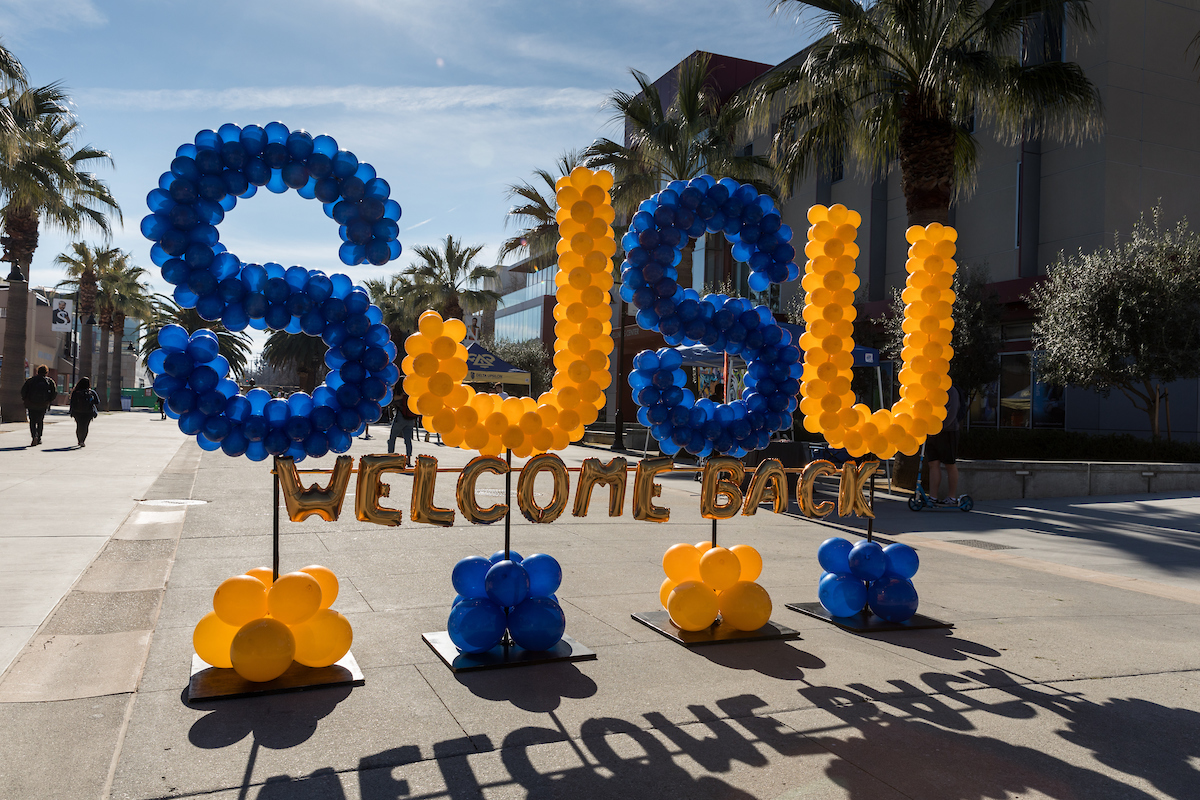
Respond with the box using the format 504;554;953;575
799;207;957;459
402;167;616;456
619;176;803;458
142;124;403;462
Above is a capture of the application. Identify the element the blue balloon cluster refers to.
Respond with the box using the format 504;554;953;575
619;175;802;457
142;125;403;463
447;551;566;654
141;124;402;304
816;537;921;622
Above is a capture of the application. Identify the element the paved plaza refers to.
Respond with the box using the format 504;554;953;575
1;414;1198;799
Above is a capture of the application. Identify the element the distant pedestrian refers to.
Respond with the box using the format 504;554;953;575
69;377;100;447
20;365;57;446
157;396;166;419
927;384;963;504
388;390;419;461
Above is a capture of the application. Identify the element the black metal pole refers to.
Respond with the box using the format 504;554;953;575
612;298;627;451
711;517;717;549
866;474;875;543
272;470;280;582
69;289;79;388
504;448;512;560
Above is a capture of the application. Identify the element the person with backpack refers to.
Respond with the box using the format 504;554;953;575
68;377;100;447
927;383;965;504
387;390;419;461
20;365;58;446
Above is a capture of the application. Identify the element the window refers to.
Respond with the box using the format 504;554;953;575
830;151;844;183
969;352;1064;429
741;143;753;157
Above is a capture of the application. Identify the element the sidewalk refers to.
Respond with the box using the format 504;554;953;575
1;427;1198;799
0;410;187;674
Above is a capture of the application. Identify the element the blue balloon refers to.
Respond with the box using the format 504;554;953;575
489;550;523;564
868;576;919;622
522;553;562;597
447;597;506;654
848;541;888;582
158;324;189;352
451;555;491;599
818;572;867;618
484;560;530;608
883;543;920;579
817;537;853;575
507;597;566;652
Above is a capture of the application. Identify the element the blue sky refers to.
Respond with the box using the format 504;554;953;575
4;0;820;340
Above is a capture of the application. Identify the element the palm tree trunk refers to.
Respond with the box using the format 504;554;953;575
109;313;125;412
78;269;96;386
96;325;110;411
0;278;29;423
899;102;955;227
0;208;39;423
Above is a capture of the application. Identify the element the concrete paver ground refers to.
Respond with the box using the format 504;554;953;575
1;417;1198;799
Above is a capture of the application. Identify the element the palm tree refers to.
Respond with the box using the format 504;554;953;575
140;295;253;380
584;52;775;288
497;149;585;272
401;235;501;321
364;273;421;340
97;254;152;411
262;331;326;394
55;242;120;385
0;85;120;422
585;52;775;214
758;0;1102;226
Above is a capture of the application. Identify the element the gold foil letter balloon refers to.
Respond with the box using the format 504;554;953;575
402;168;615;458
411;454;455;527
456;455;510;524
572;457;628;517
742;458;787;515
516;452;570;523
632;457;674;522
276;455;353;522
799;206;957;459
699;457;745;520
355;454;408;526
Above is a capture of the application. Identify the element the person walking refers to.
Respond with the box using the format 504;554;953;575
69;377;100;447
388;391;418;462
20;365;58;446
927;384;963;504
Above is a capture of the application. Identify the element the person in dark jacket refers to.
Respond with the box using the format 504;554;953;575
927;384;963;504
387;390;418;461
20;365;57;446
69;377;100;447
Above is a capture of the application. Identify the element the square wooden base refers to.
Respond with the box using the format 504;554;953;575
631;610;800;647
785;601;953;633
187;652;364;702
421;631;597;673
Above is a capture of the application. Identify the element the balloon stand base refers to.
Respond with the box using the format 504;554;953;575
422;631;597;673
187;652;364;702
785;602;952;633
631;611;800;647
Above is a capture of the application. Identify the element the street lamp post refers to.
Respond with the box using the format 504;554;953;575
612;297;627;451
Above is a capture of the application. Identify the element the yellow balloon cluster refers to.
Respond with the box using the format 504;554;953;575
659;542;772;632
192;564;353;682
799;204;957;459
403;167;616;457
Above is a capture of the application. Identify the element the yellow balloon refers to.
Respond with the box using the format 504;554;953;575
662;543;702;582
659;577;678;610
699;547;742;592
418;311;443;338
695;541;713;554
718;581;773;632
442;317;467;342
290;609;353;668
730;544;763;582
244;566;273;587
193;611;238;669
213;575;268;627
267;571;322;625
299;565;339;609
230;618;295;682
667;581;719;632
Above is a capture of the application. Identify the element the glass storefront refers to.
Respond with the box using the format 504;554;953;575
494;306;543;343
969;351;1065;429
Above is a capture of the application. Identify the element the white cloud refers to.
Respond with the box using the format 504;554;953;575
73;84;607;115
0;0;105;35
